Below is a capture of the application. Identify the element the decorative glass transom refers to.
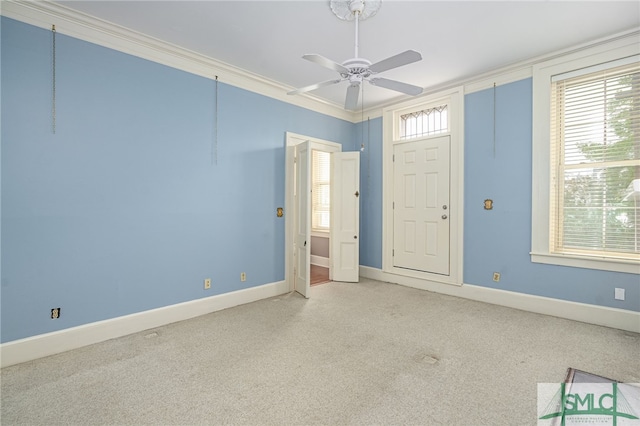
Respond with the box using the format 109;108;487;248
399;105;448;140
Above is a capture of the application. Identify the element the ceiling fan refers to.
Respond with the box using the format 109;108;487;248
287;0;423;110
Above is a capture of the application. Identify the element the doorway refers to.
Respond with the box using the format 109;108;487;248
310;149;331;286
284;132;360;298
382;87;463;286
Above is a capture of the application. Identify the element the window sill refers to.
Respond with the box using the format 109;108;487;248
531;252;639;274
311;230;329;238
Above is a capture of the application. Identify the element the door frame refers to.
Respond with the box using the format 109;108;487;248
285;132;341;293
382;87;464;286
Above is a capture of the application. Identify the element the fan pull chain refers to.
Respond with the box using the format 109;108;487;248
361;80;365;151
52;24;57;134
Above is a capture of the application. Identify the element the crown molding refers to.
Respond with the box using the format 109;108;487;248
371;27;640;116
463;27;640;95
3;2;638;125
1;0;360;123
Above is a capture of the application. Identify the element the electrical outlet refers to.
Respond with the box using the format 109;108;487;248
614;288;625;301
240;272;246;282
51;308;61;319
204;278;211;290
492;272;501;282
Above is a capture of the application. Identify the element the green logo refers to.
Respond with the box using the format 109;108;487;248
539;382;639;425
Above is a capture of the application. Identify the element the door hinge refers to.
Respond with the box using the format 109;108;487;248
392;202;395;209
392;249;395;256
392;154;395;162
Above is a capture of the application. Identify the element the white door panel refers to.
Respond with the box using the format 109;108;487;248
294;141;311;297
393;136;450;275
331;151;360;282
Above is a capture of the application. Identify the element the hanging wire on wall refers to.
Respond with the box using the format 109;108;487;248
367;116;371;195
492;82;497;158
51;24;57;134
359;85;366;230
360;83;365;152
213;75;219;165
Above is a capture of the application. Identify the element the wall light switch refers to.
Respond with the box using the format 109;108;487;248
614;288;625;301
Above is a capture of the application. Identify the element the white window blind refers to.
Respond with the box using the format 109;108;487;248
312;150;331;231
399;104;448;140
550;60;640;260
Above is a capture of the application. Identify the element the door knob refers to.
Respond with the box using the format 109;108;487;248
354;235;358;239
442;214;448;220
443;205;448;210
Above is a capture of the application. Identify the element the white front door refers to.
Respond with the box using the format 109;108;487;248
294;141;311;297
393;136;450;275
330;151;360;282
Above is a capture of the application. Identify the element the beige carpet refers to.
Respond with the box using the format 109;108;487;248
1;278;639;425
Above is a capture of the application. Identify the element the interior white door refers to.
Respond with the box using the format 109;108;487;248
393;136;450;275
294;141;311;297
330;151;360;282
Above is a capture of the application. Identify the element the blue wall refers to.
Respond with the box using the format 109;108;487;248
463;79;639;311
1;17;354;343
2;17;637;344
357;79;638;312
357;117;383;269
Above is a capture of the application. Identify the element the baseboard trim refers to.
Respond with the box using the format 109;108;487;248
311;255;329;268
359;266;640;333
0;280;289;368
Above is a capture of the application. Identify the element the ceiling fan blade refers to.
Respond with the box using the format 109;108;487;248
287;79;343;95
345;84;360;110
369;50;422;74
369;77;423;96
303;54;350;74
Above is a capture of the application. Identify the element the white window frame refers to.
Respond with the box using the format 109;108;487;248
531;34;640;274
311;149;331;234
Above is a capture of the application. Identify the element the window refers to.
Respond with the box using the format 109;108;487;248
550;61;639;260
531;35;639;273
312;150;330;231
399;104;448;140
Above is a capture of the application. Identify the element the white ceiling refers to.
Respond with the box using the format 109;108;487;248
56;1;640;111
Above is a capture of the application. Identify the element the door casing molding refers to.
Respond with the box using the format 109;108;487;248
382;87;464;286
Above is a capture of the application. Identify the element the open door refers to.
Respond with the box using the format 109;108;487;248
285;132;357;294
294;141;311;297
330;151;360;282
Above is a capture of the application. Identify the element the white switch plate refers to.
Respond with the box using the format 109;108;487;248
614;288;625;301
